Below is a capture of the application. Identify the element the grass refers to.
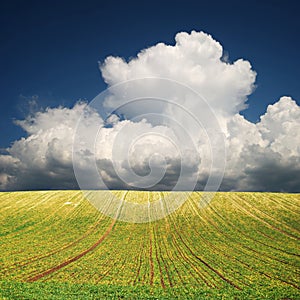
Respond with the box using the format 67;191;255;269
1;281;299;299
0;191;299;299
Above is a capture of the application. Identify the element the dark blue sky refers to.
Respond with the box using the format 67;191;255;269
1;0;299;148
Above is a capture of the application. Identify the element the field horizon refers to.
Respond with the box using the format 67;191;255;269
0;190;299;299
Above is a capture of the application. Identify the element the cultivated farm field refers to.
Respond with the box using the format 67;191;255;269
0;191;299;299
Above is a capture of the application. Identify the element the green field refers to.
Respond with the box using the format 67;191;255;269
0;191;299;299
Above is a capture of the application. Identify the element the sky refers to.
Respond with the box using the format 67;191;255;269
0;0;300;192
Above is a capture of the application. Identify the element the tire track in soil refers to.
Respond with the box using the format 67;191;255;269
96;223;136;284
158;193;181;289
151;219;167;288
147;192;155;287
198;192;299;257
174;223;242;290
168;222;215;288
192;196;298;271
149;229;154;286
231;196;299;240
194;194;300;289
132;232;146;285
26;218;116;282
188;207;254;288
26;192;128;282
160;194;218;288
153;232;166;289
172;198;221;288
163;193;241;290
4;213;105;272
188;197;299;288
234;194;300;235
149;194;168;289
154;223;173;288
6;196;104;273
161;199;209;293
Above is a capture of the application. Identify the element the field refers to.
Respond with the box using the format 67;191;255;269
0;191;299;299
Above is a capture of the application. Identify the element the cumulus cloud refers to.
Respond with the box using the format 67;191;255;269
0;31;299;192
101;31;256;124
0;104;86;190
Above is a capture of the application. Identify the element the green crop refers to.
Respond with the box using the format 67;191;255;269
0;191;299;299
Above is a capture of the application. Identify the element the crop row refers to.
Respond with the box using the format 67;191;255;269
0;191;299;294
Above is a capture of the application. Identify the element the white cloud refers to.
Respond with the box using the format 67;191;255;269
101;31;256;120
223;96;300;191
0;31;299;192
257;97;300;157
0;103;94;190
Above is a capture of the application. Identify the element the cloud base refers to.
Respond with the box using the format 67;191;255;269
1;31;299;192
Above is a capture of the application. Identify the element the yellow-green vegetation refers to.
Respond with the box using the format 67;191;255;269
0;191;299;299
